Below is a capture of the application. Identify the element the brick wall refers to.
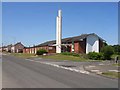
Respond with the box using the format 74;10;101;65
48;46;56;53
15;43;24;53
79;39;86;53
36;46;56;53
73;39;86;53
74;42;80;53
23;48;30;53
99;39;104;52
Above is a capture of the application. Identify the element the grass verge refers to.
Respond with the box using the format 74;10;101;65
9;53;103;62
39;54;94;62
112;63;120;66
10;53;36;59
102;72;120;78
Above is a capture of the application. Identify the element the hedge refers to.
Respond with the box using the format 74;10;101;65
36;49;48;55
87;52;104;60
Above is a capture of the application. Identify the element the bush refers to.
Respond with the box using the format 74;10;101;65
101;46;114;60
8;50;11;53
87;52;104;60
79;54;88;59
61;52;80;57
112;45;120;55
36;49;48;55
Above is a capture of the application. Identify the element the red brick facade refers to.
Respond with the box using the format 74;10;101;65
71;39;86;53
23;39;103;54
79;39;86;53
74;42;80;53
23;46;56;54
99;39;104;52
23;34;105;54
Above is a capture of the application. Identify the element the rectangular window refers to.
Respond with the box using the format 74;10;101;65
49;47;53;50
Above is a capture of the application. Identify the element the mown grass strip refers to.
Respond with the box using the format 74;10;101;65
10;53;103;62
10;53;36;59
102;72;120;78
112;63;120;66
40;54;92;62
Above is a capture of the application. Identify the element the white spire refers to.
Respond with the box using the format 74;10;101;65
58;9;62;17
56;9;62;53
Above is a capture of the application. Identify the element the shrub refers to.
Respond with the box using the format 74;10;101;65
101;46;114;60
87;52;104;60
79;54;89;59
112;45;120;55
61;52;80;57
8;50;11;53
36;49;48;55
118;55;120;60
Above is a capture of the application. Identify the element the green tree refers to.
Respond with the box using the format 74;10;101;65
101;45;114;60
112;45;120;55
103;42;108;46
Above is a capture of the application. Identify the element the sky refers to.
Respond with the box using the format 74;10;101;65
2;2;118;47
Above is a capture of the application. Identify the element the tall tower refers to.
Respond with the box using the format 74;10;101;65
56;10;62;53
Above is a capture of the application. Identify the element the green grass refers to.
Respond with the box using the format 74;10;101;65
10;53;36;59
113;63;120;66
111;54;120;60
39;54;93;62
102;72;120;78
8;53;103;62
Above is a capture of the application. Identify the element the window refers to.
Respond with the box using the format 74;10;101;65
49;47;53;50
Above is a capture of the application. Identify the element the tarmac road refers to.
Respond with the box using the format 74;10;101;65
2;55;118;88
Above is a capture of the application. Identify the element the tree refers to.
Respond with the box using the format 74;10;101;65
101;45;114;60
103;42;108;46
112;45;120;55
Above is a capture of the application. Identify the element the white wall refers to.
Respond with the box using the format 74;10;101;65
86;35;99;54
35;48;37;54
11;46;15;53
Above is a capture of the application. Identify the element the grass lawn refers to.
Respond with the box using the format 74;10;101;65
102;72;120;78
39;54;94;62
10;53;36;59
10;53;88;61
9;53;103;62
112;63;120;66
111;54;120;60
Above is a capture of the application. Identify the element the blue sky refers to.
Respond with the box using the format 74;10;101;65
2;2;118;47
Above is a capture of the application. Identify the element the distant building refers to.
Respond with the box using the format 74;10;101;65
11;42;24;53
1;46;7;52
23;46;36;54
23;33;105;54
0;47;2;52
6;44;12;52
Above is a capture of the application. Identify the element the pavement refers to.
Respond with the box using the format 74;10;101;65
28;57;119;76
84;61;119;75
2;54;119;88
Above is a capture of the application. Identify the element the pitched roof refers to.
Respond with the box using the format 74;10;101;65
7;44;12;47
2;46;7;48
36;33;105;47
14;42;24;47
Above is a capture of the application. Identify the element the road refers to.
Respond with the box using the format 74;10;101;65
2;55;118;88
